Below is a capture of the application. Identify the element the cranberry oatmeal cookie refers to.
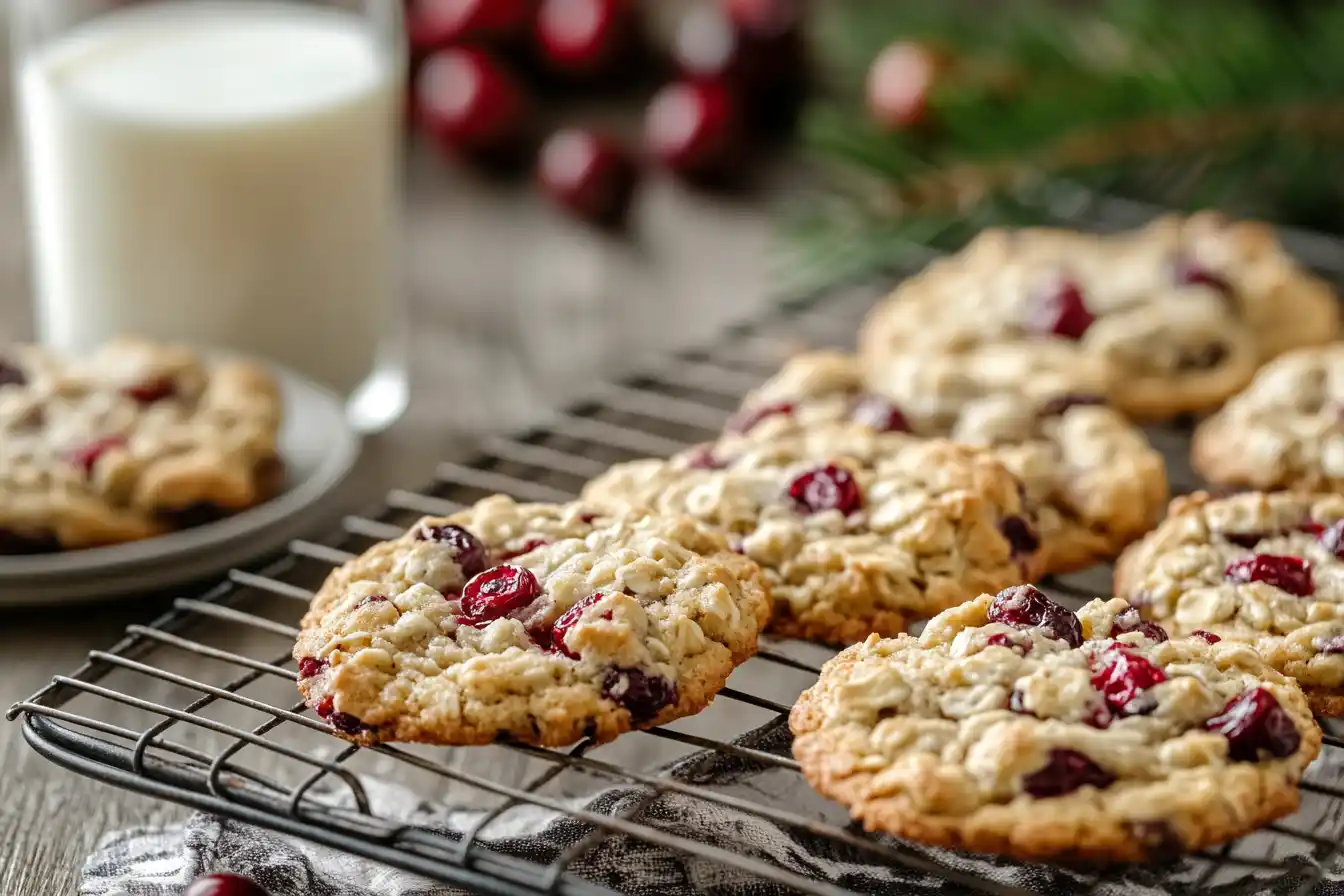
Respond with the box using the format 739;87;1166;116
858;213;1338;420
295;496;770;747
703;349;1165;574
582;440;1043;645
1192;344;1344;492
790;588;1320;862
0;337;282;553
1116;491;1344;716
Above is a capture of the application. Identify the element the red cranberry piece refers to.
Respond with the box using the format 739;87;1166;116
314;696;367;734
602;667;677;722
1191;630;1222;644
645;79;744;186
122;377;176;404
987;585;1082;648
866;41;939;130
500;538;549;561
460;564;542;623
1038;394;1106;416
683;444;725;470
535;0;637;79
538;129;639;228
1029;280;1095;341
1318;521;1344;559
1084;700;1114;729
67;436;127;476
1316;634;1344;654
407;0;533;53
787;464;863;516
1173;257;1234;298
416;47;532;163
1110;607;1168;643
1091;647;1167;716
297;657;329;679
998;516;1040;559
1224;554;1314;596
1224;531;1269;549
417;523;487;578
1021;748;1115;798
722;0;804;34
985;633;1031;655
0;359;27;388
1205;688;1301;761
550;592;611;658
728;401;794;434
851;395;911;433
355;594;390;609
185;873;271;896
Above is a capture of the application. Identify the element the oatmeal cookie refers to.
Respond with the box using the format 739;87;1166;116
707;349;1166;574
0;337;282;553
791;588;1321;862
858;213;1338;420
1116;490;1344;716
295;496;770;747
582;440;1042;645
1192;344;1344;492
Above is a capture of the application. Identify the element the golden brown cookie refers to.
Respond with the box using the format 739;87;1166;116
294;496;770;747
791;589;1321;862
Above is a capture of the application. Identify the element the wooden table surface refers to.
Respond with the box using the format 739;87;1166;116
0;50;785;894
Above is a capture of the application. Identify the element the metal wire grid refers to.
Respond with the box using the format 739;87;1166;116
11;200;1344;896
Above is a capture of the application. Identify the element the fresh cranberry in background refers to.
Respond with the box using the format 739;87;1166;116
538;129;640;227
867;40;942;130
415;46;534;166
645;79;744;185
534;0;641;81
406;0;534;54
185;873;270;896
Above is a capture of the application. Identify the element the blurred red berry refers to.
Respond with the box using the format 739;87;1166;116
538;129;639;228
185;874;270;896
415;46;533;164
721;0;803;36
867;41;941;130
406;0;533;54
645;79;743;185
534;0;639;80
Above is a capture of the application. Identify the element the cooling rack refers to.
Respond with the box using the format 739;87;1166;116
11;187;1344;896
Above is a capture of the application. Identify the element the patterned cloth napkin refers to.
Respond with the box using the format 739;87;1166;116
81;718;1344;896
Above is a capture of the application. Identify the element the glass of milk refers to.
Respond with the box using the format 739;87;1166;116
11;0;409;433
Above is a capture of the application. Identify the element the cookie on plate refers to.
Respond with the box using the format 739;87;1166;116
711;349;1166;574
0;337;282;553
294;496;770;747
1193;344;1344;492
582;439;1043;645
791;588;1321;862
1116;490;1344;716
858;213;1338;420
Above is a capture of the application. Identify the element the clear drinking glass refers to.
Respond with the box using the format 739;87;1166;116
10;0;409;433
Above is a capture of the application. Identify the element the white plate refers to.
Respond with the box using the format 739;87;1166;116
0;362;361;605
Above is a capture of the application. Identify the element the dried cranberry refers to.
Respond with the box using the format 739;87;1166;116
185;873;271;896
417;523;487;578
1191;630;1222;644
297;657;329;679
727;401;794;434
683;444;725;470
314;696;367;734
460;565;543;623
1224;554;1313;596
1030;280;1094;341
355;594;389;609
122;377;176;403
550;592;608;659
1174;257;1233;298
66;436;127;476
985;633;1031;655
998;516;1040;558
787;464;863;515
1021;749;1115;798
1224;532;1268;549
0;359;26;389
1091;647;1167;716
1318;521;1344;559
1205;688;1301;761
1298;520;1326;537
1083;700;1114;729
987;585;1082;648
1110;607;1168;643
851;395;911;433
1038;394;1106;416
1316;634;1344;655
500;538;549;561
602;667;677;722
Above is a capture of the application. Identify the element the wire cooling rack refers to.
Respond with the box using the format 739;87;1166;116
11;187;1344;896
